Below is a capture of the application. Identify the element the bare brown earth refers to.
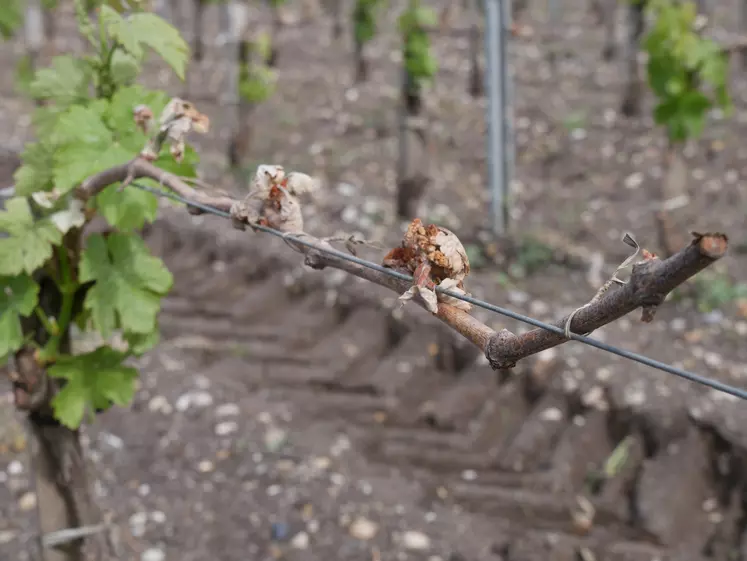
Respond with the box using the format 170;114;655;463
2;1;747;560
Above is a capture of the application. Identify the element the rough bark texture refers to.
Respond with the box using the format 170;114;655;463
228;39;256;169
396;68;429;219
484;232;728;369
14;285;100;561
193;0;206;62
354;39;368;82
269;5;281;68
598;0;618;61
468;19;483;97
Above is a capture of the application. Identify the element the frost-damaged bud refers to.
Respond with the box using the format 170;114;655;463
141;98;210;162
133;104;154;135
230;164;315;233
383;218;472;314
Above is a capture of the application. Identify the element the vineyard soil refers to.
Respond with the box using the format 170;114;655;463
2;1;747;560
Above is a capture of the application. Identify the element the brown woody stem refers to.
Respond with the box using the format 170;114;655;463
76;158;235;213
484;232;728;369
75;163;728;372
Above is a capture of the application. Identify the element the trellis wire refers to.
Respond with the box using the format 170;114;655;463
129;180;747;402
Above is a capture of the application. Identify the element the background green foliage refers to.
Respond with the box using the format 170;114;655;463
398;0;437;86
238;32;277;104
642;0;731;143
0;0;194;429
353;0;385;46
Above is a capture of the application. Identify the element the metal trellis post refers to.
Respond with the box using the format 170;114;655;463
484;0;513;236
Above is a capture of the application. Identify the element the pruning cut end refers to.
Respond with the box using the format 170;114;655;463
691;231;728;259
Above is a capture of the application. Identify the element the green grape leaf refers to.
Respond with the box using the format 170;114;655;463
0;198;63;276
13;141;56;196
96;184;159;231
0;275;39;359
48;346;138;429
155;144;199;177
101;6;189;80
106;84;169;150
29;55;92;107
124;329;160;356
52;104;133;193
32;105;65;139
110;49;142;87
80;233;173;339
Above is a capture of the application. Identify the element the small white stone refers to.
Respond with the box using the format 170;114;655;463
18;491;36;511
0;530;16;544
151;511;166;524
215;403;240;417
670;318;687;332
311;456;330;470
507;290;529;305
570;128;587;141
539;407;563;421
148;396;172;414
141;548;166;561
704;352;723;369
7;461;23;476
129;512;148;536
461;469;477;481
100;432;125;449
349;517;378;540
624;172;643;189
176;390;213;412
624;385;646;407
402;530;431;550
197;460;215;473
215;421;238;436
291;531;310;549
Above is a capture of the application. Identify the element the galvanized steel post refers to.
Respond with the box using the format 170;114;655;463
484;0;513;235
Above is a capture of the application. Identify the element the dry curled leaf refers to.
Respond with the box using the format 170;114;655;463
383;218;472;314
140;98;210;162
230;165;315;233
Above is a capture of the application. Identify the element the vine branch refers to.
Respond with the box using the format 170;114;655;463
73;159;729;370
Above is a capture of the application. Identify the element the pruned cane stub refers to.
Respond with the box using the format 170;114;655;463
484;232;728;371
